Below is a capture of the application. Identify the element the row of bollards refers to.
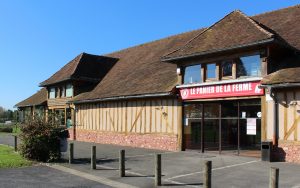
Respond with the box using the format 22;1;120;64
67;142;279;187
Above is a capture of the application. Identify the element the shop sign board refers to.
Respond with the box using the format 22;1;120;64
179;81;264;100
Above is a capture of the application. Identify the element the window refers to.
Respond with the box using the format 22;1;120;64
236;55;261;77
221;61;232;77
184;65;201;84
49;87;55;99
206;63;216;79
60;86;66;98
55;87;60;98
66;84;73;97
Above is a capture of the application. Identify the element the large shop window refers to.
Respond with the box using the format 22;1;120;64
49;87;56;99
206;63;216;80
66;84;73;97
236;55;261;77
184;65;201;84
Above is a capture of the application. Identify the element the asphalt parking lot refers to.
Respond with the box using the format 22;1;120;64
59;140;300;188
1;135;300;188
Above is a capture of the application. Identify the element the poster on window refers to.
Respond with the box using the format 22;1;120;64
247;118;256;135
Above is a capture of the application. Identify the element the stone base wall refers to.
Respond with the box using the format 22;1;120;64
68;128;179;151
274;141;300;163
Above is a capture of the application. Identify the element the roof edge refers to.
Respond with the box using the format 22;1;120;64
72;92;175;104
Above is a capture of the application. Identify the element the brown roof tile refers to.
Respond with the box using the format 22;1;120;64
73;29;203;102
15;88;47;107
40;53;118;86
261;67;300;85
163;10;274;60
252;5;300;51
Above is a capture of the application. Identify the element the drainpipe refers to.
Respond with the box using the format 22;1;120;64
270;87;278;147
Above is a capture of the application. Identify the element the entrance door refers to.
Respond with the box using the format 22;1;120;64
203;103;219;151
183;99;261;156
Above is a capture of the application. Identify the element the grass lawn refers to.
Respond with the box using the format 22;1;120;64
0;145;32;168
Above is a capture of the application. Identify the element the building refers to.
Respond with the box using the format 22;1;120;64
16;5;300;163
15;88;48;122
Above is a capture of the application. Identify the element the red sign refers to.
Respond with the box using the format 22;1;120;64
179;81;264;100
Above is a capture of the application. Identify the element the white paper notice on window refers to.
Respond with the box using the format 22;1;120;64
185;118;189;126
247;118;256;135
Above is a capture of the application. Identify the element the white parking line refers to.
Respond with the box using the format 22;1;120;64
96;164;199;188
99;151;176;161
167;160;259;180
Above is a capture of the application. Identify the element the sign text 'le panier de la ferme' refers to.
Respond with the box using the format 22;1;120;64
180;81;264;100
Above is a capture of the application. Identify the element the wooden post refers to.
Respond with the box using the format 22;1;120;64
91;145;96;170
203;160;212;188
14;135;17;152
69;143;74;164
269;167;279;188
119;150;125;177
155;154;162;186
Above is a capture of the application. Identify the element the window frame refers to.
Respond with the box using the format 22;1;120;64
49;87;56;99
205;63;217;81
66;84;73;98
183;64;202;85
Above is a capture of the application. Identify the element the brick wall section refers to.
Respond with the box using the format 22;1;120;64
279;142;300;163
68;128;179;151
273;141;300;163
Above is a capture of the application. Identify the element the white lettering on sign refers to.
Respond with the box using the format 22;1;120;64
180;81;264;100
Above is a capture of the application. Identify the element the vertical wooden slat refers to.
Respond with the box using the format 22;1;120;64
284;92;287;139
177;100;183;151
124;101;129;134
261;96;267;141
160;99;163;133
145;100;147;133
149;100;152;133
293;91;297;141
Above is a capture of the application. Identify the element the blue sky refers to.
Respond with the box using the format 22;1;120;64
0;0;299;110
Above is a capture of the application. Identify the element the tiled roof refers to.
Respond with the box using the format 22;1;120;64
40;53;118;86
162;10;274;60
15;88;47;108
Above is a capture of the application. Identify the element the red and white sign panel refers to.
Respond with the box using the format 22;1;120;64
179;81;264;100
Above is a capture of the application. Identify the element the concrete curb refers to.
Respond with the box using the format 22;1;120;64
44;163;139;188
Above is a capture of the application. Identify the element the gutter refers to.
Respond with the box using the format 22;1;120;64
39;77;100;87
162;38;275;62
72;92;174;104
260;82;300;88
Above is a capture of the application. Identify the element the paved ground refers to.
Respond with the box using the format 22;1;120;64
0;165;111;188
1;135;300;187
59;140;300;188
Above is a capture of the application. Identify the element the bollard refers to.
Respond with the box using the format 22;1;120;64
91;145;96;170
69;143;74;164
203;160;212;188
269;167;279;188
119;150;125;177
155;154;162;186
14;135;17;152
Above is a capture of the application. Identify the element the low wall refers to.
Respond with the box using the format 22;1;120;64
68;128;179;151
274;141;300;163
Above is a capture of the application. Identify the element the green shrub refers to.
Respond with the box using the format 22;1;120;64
19;116;68;162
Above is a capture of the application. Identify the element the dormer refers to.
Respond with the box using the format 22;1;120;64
162;10;295;88
39;52;118;107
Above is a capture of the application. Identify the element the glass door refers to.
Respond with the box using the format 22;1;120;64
203;103;220;151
